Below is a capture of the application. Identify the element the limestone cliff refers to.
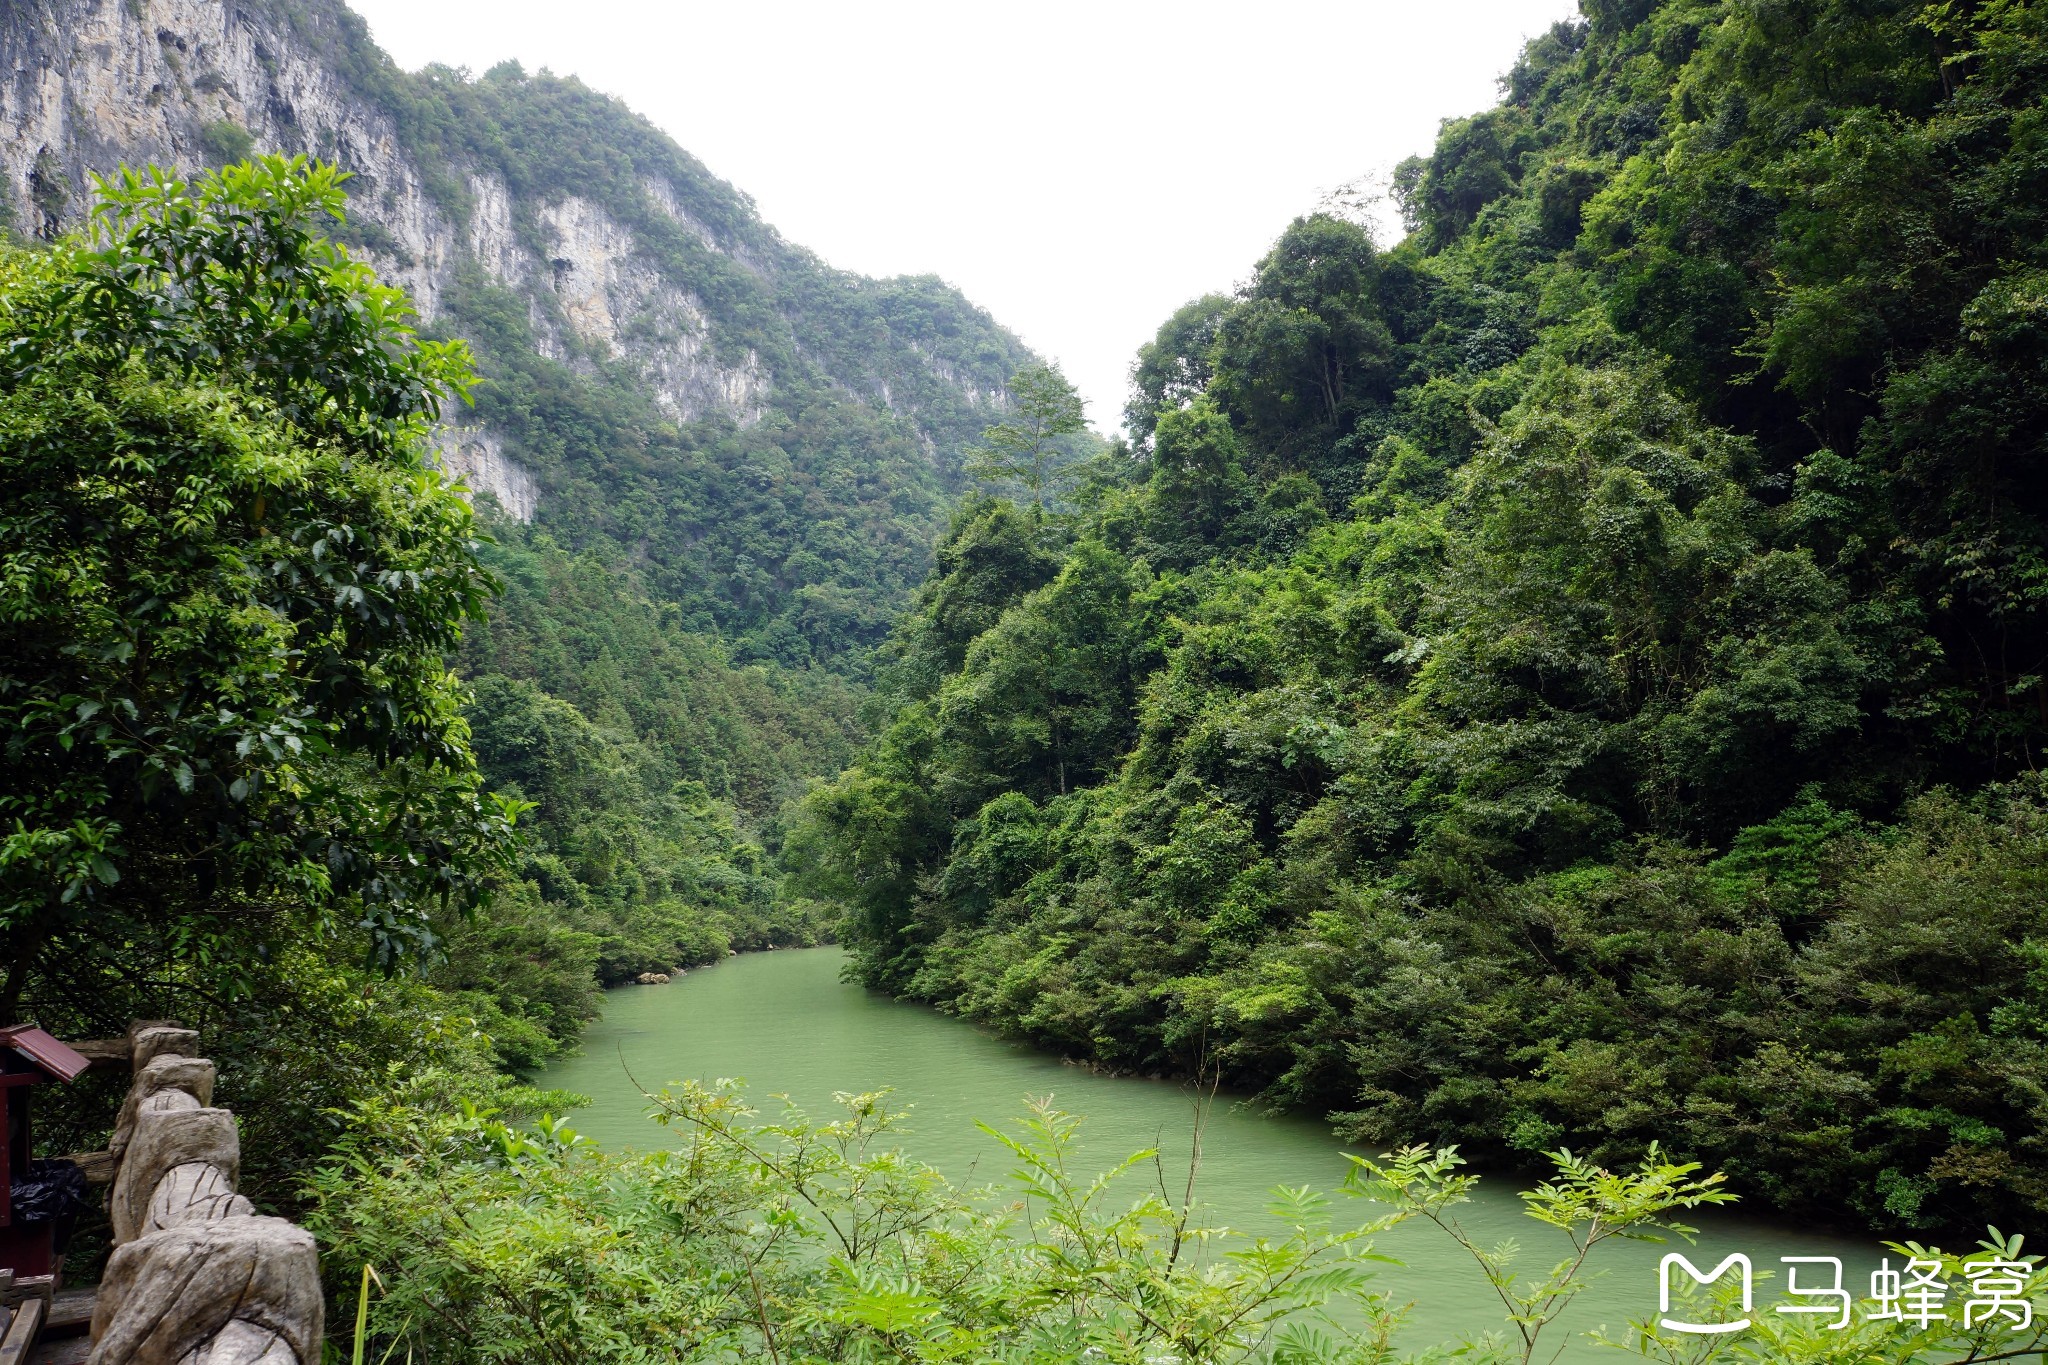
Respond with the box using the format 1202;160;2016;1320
0;0;1029;528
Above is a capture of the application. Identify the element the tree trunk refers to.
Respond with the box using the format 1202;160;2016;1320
1;921;47;1025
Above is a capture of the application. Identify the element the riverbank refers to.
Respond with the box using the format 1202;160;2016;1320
542;947;1880;1360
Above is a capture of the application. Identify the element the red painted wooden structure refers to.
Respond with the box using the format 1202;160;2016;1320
0;1027;88;1276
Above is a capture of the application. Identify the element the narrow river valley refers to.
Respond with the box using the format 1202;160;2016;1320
543;948;1878;1361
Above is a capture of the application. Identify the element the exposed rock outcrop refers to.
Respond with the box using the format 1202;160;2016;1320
0;0;1031;533
433;425;540;522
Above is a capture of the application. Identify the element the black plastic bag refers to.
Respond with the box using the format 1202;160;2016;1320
11;1159;85;1223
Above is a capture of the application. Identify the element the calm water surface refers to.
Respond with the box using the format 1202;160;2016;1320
541;947;1875;1360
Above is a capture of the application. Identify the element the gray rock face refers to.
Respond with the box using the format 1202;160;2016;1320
0;0;1030;530
433;425;540;521
1;0;476;333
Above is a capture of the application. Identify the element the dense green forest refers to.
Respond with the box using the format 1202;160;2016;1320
0;157;531;1195
235;1;1042;1064
0;161;2032;1365
793;0;2048;1237
11;0;2048;1352
0;148;1753;1365
0;0;1043;1202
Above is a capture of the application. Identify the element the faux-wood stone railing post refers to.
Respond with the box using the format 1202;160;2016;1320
82;1021;322;1365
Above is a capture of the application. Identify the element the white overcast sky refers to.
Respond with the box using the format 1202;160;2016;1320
346;0;1579;434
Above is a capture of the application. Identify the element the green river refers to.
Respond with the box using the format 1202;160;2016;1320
541;947;1880;1360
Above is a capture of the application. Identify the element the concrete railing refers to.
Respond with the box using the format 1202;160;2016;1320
78;1021;322;1365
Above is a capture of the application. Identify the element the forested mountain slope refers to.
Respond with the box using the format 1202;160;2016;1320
793;0;2048;1234
2;0;1028;668
0;0;1038;1051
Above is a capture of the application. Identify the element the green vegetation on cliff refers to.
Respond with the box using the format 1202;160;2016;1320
793;0;2048;1234
8;0;2048;1295
1;0;1048;1191
248;0;1032;667
134;3;1047;1062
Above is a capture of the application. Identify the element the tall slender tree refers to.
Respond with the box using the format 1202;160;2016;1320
964;362;1088;510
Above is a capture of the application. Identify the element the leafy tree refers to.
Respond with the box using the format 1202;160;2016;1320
1349;1142;1733;1365
936;540;1147;802
1143;395;1252;566
1211;215;1393;468
964;362;1089;510
915;495;1064;672
1125;293;1232;450
0;158;521;1020
1406;111;1531;243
